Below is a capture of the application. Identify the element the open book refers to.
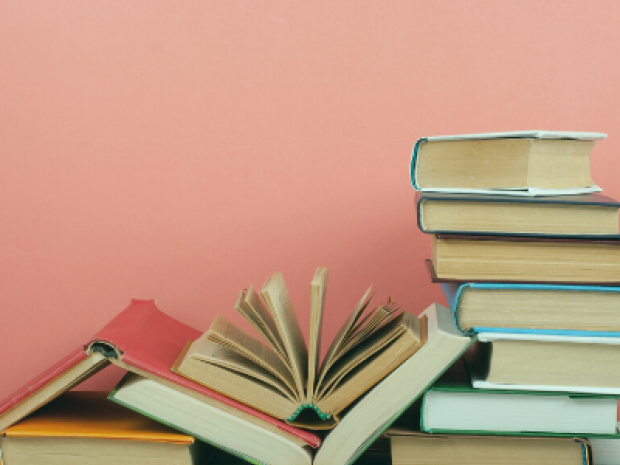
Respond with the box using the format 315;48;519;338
172;267;426;429
0;300;320;465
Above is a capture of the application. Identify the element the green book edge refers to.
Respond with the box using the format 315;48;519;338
420;428;620;439
108;374;266;465
344;334;478;465
420;359;620;438
287;404;330;422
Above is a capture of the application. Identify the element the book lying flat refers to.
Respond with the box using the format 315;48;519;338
441;282;620;336
429;235;620;284
410;130;605;196
387;428;592;465
420;359;619;437
469;333;620;395
589;425;620;465
416;192;620;238
0;300;320;465
109;303;473;465
172;268;425;429
0;391;211;465
109;374;314;465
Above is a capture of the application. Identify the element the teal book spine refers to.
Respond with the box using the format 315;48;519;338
441;282;620;337
409;138;426;191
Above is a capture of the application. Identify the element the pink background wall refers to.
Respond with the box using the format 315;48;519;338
1;1;620;398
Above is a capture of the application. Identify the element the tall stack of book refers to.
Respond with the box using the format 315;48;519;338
389;131;620;465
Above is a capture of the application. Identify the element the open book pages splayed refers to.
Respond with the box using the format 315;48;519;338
172;267;426;429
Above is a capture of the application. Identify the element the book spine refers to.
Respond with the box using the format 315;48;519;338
416;196;426;232
419;389;432;433
409;138;427;191
439;282;469;334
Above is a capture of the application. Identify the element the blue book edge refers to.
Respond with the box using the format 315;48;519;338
440;282;620;337
409;138;426;191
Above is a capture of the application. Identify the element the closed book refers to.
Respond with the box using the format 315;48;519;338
428;235;620;285
387;429;591;465
420;360;619;437
416;192;620;238
410;130;605;196
469;332;620;395
441;282;620;336
0;391;211;465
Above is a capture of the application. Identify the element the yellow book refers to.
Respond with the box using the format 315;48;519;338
0;391;211;465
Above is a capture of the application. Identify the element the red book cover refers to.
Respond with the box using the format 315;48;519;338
0;299;321;448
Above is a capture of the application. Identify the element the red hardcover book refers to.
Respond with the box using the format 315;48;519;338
0;299;320;449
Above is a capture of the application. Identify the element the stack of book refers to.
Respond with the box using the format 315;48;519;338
2;130;617;465
387;130;620;465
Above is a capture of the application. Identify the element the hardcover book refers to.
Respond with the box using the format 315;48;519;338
0;300;320;465
0;391;212;465
416;192;620;238
172;268;425;429
420;360;619;437
387;428;592;465
469;333;620;395
409;130;606;196
441;282;620;336
428;235;620;284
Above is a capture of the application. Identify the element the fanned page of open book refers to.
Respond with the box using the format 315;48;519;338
260;272;309;398
172;267;425;429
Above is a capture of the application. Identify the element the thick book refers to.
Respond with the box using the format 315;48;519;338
387;428;592;465
469;332;620;395
420;360;619;437
0;300;320;464
171;268;425;429
110;303;475;465
441;282;620;336
428;235;620;284
416;192;620;238
409;130;605;196
0;391;211;465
